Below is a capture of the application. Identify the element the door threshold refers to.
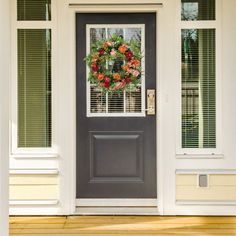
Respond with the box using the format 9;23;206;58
75;206;159;215
76;198;157;207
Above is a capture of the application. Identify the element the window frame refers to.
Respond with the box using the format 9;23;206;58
176;0;223;156
86;24;146;117
11;0;58;155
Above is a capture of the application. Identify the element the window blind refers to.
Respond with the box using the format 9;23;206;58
17;0;51;21
181;29;216;148
18;29;51;148
181;0;215;21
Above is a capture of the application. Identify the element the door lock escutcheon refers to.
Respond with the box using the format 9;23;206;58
146;89;155;115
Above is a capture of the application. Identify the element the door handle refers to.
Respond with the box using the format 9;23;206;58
146;89;155;115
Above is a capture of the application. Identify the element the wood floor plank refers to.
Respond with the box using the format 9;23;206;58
9;229;236;234
10;216;236;235
10;223;236;229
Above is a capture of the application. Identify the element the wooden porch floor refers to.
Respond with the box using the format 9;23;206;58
10;216;236;236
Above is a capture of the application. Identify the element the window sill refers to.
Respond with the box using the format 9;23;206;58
11;153;59;159
176;154;224;159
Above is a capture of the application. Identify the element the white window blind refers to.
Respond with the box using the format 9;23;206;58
181;29;216;148
18;29;52;148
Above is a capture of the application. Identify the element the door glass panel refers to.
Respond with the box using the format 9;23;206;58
87;25;145;117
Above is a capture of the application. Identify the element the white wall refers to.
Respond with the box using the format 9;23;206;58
0;0;10;233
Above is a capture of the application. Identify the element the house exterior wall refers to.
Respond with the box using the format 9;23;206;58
9;0;236;215
10;174;59;201
176;174;236;201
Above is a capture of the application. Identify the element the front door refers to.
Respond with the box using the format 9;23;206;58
76;13;156;199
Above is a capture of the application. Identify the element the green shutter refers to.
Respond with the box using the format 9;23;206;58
18;29;51;148
17;0;51;21
182;29;216;148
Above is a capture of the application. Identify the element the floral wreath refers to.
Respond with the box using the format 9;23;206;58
85;35;142;92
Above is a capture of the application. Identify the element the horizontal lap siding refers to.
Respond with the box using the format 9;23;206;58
9;175;59;201
176;174;236;201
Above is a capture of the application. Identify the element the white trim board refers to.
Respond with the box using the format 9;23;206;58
176;169;236;175
9;169;59;175
75;207;160;215
10;200;59;206
176;200;236;206
0;0;10;233
76;199;157;207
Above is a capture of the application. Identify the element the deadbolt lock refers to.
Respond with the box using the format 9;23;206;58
146;89;155;115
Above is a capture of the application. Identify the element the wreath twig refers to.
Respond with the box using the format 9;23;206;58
84;35;142;92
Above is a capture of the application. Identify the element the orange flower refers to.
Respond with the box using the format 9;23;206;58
131;59;141;67
113;73;121;81
118;44;128;54
123;65;130;71
97;73;105;81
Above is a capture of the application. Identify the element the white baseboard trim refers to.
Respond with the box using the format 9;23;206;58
76;198;157;207
9;206;62;215
176;169;236;175
75;207;159;215
165;205;236;216
176;200;236;206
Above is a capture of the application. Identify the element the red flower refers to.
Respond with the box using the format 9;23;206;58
98;49;105;56
104;76;110;83
104;76;110;88
125;77;132;83
125;50;133;61
91;63;99;72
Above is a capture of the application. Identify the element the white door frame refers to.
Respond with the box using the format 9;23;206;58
58;0;168;215
0;0;10;233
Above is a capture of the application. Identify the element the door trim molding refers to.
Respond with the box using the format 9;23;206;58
69;3;163;7
76;198;158;207
58;0;164;215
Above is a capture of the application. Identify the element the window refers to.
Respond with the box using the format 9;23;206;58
18;29;51;147
87;25;145;117
14;0;53;150
181;0;218;150
17;0;51;21
182;29;216;148
181;0;215;21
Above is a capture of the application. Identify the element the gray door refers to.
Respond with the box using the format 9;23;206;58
76;13;156;198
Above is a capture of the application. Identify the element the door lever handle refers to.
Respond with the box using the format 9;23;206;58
146;89;155;115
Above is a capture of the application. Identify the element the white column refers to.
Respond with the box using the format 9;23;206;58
0;0;10;234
